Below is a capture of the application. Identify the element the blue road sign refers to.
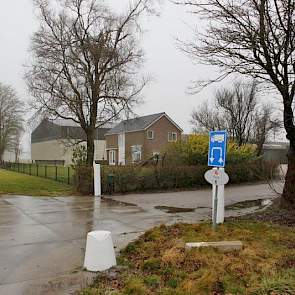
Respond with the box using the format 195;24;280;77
208;131;227;168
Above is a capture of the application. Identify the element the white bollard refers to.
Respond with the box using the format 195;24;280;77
212;168;225;224
84;231;117;272
93;163;101;197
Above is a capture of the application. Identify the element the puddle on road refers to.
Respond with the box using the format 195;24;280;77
102;197;144;214
154;199;272;215
225;199;272;211
102;197;137;207
155;206;196;213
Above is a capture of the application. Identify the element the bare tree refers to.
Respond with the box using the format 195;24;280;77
26;0;155;165
177;0;295;207
12;128;24;163
216;81;257;145
191;102;228;133
192;81;280;147
0;83;24;161
253;105;281;156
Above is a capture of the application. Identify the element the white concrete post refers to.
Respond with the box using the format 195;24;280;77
93;163;101;197
212;167;225;224
84;231;116;272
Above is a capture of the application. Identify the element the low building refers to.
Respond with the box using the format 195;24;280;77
31;119;113;165
262;141;289;164
105;112;183;165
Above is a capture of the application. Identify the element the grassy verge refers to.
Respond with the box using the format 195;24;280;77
81;221;295;295
2;163;74;184
0;169;75;196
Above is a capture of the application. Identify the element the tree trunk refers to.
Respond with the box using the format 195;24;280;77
256;139;264;157
0;150;4;162
86;129;95;166
282;147;295;207
281;95;295;208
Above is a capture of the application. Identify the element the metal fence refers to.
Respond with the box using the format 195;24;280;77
0;162;74;185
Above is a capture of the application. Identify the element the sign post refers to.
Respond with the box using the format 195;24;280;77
213;180;218;231
205;131;229;229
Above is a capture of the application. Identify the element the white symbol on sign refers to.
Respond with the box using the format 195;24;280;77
211;134;225;143
209;147;223;164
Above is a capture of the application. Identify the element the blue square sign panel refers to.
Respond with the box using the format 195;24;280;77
208;131;227;167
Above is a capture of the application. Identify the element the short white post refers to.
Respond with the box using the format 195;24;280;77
84;231;117;272
212;167;225;224
93;163;101;197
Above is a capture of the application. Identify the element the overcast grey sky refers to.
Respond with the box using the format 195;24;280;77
0;0;219;134
0;0;285;152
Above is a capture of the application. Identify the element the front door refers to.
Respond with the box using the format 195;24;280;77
118;133;125;165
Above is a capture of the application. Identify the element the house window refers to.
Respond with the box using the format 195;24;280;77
168;132;177;142
147;130;154;140
131;145;142;162
109;150;116;165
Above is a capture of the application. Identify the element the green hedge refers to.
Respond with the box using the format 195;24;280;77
74;160;278;195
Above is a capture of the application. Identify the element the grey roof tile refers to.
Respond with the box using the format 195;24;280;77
106;112;166;135
50;118;115;129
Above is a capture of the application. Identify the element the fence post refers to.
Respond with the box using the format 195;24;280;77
67;166;70;184
37;165;39;176
55;166;58;181
93;163;101;197
29;164;31;175
45;166;47;178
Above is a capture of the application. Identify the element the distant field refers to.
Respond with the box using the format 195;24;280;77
0;169;75;196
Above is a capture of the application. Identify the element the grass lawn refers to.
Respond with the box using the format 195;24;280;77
0;169;75;196
5;163;74;184
81;221;295;295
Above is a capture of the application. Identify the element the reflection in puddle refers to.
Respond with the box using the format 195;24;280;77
102;197;137;207
155;206;196;213
155;199;273;215
225;199;273;210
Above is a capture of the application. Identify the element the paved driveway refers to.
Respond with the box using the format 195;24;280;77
0;183;277;294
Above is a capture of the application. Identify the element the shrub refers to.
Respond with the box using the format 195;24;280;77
73;159;278;195
163;134;257;166
227;160;278;184
72;145;87;166
73;165;93;195
99;160;277;194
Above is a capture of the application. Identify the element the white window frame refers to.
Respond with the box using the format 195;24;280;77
168;132;177;142
147;130;154;140
109;150;116;165
131;145;142;163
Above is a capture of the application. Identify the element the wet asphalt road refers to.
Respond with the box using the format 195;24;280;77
0;183;277;294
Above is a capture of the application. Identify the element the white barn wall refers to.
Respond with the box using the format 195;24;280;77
3;150;15;162
31;140;107;165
